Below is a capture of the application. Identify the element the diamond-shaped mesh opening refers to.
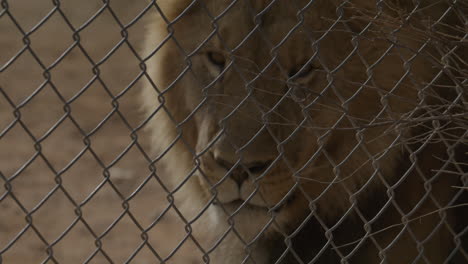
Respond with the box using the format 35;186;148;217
49;220;100;263
52;149;102;202
1;0;467;263
1;50;45;105
9;84;67;138
56;0;104;28
2;154;58;210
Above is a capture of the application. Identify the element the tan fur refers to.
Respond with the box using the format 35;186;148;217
142;0;466;263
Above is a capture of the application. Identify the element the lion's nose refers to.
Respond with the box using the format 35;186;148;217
213;153;272;187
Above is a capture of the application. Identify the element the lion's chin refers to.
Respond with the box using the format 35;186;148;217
214;196;294;214
209;196;299;242
209;200;275;240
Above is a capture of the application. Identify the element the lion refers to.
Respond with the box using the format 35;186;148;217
141;0;467;263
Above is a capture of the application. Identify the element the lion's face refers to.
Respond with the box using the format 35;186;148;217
144;0;437;244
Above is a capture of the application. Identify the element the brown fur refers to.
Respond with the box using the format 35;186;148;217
142;0;467;263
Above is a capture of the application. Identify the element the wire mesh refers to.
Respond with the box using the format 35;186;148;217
0;0;467;263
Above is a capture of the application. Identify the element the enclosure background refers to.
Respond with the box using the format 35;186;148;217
1;0;200;263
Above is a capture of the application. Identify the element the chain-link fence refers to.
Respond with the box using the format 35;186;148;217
1;0;467;263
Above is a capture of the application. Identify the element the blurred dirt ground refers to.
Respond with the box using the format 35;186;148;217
0;1;199;263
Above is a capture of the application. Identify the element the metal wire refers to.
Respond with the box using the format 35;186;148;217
0;0;466;263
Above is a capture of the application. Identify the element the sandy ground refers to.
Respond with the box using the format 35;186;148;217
0;1;200;263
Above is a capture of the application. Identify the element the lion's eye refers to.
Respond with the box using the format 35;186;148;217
289;62;315;79
207;51;226;68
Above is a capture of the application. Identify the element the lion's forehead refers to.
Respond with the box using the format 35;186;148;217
155;0;335;71
213;16;317;68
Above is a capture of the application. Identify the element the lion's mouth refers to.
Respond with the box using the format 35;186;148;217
213;194;296;213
